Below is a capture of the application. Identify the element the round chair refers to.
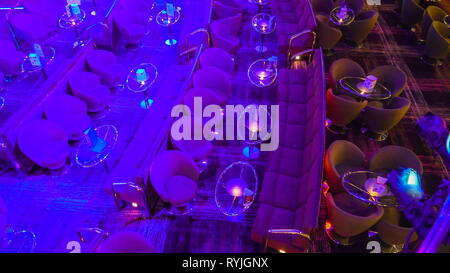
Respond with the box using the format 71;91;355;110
316;15;343;55
0;40;25;77
86;49;123;88
324;140;366;193
97;231;154;253
0;195;7;239
369;145;423;175
400;0;424;30
423;21;450;66
193;66;231;99
210;14;242;53
149;150;200;213
44;95;91;141
329;58;366;94
368;65;407;98
68;71;112;113
183;87;228;111
362;97;411;141
326;192;384;238
171;134;213;162
310;0;335;15
326;88;368;132
344;0;366;16
9;13;53;44
212;1;242;20
23;0;66;28
113;12;147;47
375;207;418;248
342;10;379;48
420;6;447;41
17;119;69;170
199;47;235;73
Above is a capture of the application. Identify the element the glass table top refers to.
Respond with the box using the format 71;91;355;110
339;76;392;101
329;6;355;26
248;58;278;87
252;12;276;34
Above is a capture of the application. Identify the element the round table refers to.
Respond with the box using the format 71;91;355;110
215;161;258;217
76;125;118;168
339;76;392;101
342;170;399;207
58;8;87;48
156;8;181;46
126;63;158;109
248;59;278;88
251;13;276;53
21;45;55;80
329;6;355;26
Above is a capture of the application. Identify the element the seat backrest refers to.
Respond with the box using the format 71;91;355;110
425;21;450;59
344;10;379;43
364;97;411;134
329;58;365;91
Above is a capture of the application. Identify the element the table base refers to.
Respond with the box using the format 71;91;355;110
255;45;268;53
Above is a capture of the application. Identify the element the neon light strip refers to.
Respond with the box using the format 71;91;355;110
0;7;25;10
446;133;450;155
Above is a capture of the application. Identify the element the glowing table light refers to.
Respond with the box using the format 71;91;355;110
226;178;247;197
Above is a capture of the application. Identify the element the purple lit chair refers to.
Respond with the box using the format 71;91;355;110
17;119;69;170
326;192;384;238
210;14;242;53
362;97;411;141
170;134;213;163
86;50;124;88
9;12;54;45
183;87;228;110
324;140;366;193
400;0;424;30
329;58;365;94
44;95;91;141
368;65;407;98
199;47;235;74
193;66;231;100
23;0;66;28
271;0;301;16
113;12;147;47
88;21;115;50
212;0;242;19
420;6;447;42
0;40;25;78
149;150;200;214
68;71;112;113
97;231;154;253
316;14;342;55
116;0;152;24
344;0;366;16
310;0;335;15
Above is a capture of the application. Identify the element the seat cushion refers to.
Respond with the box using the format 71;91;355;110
200;47;235;73
44;95;90;140
97;231;154;253
17;119;69;169
165;175;198;206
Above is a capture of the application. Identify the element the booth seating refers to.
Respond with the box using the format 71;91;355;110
68;71;112;113
97;231;154;253
210;14;242;53
199;47;235;74
274;0;317;57
0;40;25;77
44;95;91;141
149;151;200;209
17;119;69;170
251;49;325;252
86;49;124;88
